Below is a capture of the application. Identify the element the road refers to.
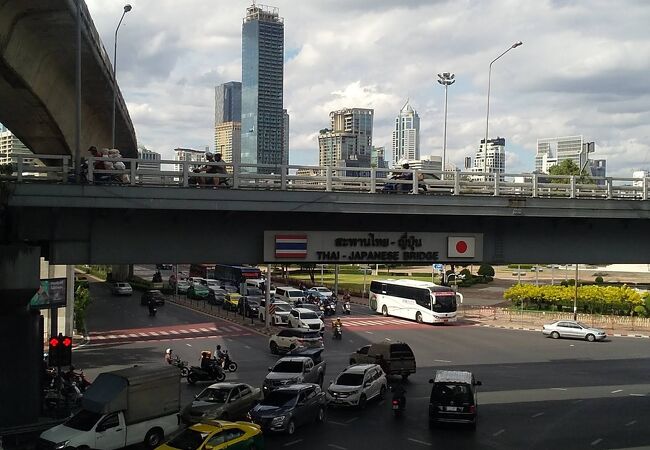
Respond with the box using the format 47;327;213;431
73;277;650;450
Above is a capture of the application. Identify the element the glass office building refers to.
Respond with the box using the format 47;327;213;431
215;81;242;125
241;4;285;172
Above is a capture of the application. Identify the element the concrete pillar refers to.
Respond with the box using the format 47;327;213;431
0;245;42;427
65;265;75;336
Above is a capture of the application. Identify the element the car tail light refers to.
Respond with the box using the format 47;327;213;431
469;405;476;414
392;400;399;405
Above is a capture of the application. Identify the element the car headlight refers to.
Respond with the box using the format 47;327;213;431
54;441;70;450
271;415;286;425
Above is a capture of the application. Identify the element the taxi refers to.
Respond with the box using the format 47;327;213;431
156;420;263;450
223;293;242;311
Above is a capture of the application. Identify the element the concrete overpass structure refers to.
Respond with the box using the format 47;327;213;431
0;0;137;158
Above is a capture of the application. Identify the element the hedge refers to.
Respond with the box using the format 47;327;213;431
504;284;642;315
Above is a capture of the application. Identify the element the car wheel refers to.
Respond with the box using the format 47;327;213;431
358;394;367;409
270;341;279;355
382;305;388;316
287;419;296;435
586;334;596;342
401;373;410;381
215;371;226;382
316;406;326;423
551;331;560;339
144;428;164;449
187;373;198;385
415;312;423;324
379;385;386;399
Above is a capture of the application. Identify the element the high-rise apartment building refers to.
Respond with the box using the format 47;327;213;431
318;108;373;176
0;126;39;167
137;146;161;184
282;109;289;165
472;137;506;174
241;4;285;172
392;101;420;166
173;148;206;174
215;122;242;165
536;136;592;173
215;81;242;125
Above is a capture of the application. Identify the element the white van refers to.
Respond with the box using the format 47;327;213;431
245;278;266;290
274;286;306;305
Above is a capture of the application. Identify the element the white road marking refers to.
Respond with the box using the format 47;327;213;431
128;334;138;338
493;429;505;437
186;343;192;347
611;389;623;394
94;336;106;340
434;359;452;363
626;420;637;426
178;330;191;334
283;439;303;447
327;445;347;450
550;388;567;391
365;331;374;334
189;329;200;333
138;333;149;337
107;335;117;339
591;438;603;446
345;417;358;424
199;328;210;332
384;338;391;341
148;331;160;336
244;345;251;349
630;393;646;397
532;412;544;418
327;420;347;426
407;438;432;447
169;330;180;335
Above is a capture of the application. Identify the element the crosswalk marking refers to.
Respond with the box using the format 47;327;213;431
199;328;211;332
148;331;160;336
169;330;180;335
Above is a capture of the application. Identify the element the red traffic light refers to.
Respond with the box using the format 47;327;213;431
49;337;59;347
62;337;72;347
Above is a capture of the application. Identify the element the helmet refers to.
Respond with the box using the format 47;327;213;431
216;345;221;350
165;348;172;354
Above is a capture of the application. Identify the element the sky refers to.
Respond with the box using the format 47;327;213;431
85;0;650;176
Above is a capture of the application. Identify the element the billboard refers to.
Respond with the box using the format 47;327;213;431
29;278;68;310
264;231;483;263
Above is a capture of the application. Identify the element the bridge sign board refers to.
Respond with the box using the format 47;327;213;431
264;231;482;264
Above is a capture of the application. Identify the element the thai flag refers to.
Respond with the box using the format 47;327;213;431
275;234;308;259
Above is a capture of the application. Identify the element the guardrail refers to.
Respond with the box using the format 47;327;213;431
1;154;648;201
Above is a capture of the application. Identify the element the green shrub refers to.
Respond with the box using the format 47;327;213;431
595;276;604;284
478;264;495;278
507;264;533;270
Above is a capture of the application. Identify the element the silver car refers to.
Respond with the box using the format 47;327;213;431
111;282;133;296
542;320;607;342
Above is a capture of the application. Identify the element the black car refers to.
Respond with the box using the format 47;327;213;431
248;383;326;435
208;288;227;306
429;370;481;429
140;289;166;306
156;264;173;270
239;297;260;318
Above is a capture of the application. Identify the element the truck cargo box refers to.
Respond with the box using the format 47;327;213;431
82;365;180;424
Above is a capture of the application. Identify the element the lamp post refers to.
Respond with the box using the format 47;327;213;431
483;41;522;174
111;4;132;149
437;72;455;172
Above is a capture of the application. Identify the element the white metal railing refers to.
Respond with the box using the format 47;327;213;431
2;154;649;201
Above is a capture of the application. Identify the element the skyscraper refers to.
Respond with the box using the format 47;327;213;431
241;4;285;172
392;100;420;166
282;109;290;165
214;82;242;125
472;137;506;174
536;136;589;173
215;122;242;165
0;126;37;166
318;108;373;176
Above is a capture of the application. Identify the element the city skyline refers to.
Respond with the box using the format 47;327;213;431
83;0;650;177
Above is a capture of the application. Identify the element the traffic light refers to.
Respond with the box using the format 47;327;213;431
48;334;73;367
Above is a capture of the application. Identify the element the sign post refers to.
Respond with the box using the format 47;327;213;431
265;265;271;330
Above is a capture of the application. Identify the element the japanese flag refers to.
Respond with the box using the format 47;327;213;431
448;237;475;258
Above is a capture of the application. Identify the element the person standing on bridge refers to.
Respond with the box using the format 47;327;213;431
213;153;229;186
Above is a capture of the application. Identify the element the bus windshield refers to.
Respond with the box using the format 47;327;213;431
431;292;457;313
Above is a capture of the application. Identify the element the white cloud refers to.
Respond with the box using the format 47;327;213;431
86;0;650;175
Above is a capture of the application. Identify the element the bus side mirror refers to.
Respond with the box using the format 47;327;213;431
428;379;434;384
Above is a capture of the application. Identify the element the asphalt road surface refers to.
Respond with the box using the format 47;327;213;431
74;278;650;450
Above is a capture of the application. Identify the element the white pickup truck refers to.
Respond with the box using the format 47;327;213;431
38;365;180;450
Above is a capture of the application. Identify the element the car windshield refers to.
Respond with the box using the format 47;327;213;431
206;280;219;287
65;410;103;431
300;305;318;312
299;331;321;339
275;304;291;312
247;288;263;296
167;428;210;450
272;361;304;373
195;387;231;403
316;288;329;293
431;293;457;313
300;311;318;320
336;373;364;386
261;391;298;408
288;291;303;297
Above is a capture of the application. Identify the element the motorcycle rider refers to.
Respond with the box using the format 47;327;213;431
147;296;157;316
165;348;173;365
392;382;407;409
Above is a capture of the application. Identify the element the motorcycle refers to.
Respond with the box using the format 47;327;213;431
219;351;238;373
333;324;342;340
148;304;157;317
171;356;190;377
391;387;406;417
187;361;226;385
325;302;336;316
343;302;351;315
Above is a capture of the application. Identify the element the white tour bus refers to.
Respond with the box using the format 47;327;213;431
369;279;462;324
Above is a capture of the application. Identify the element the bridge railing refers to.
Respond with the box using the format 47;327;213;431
3;154;649;201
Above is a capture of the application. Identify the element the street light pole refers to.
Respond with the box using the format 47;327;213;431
437;72;455;172
111;4;132;149
483;41;522;175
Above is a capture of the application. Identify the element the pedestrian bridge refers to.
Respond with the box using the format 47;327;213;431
0;0;137;157
2;155;650;266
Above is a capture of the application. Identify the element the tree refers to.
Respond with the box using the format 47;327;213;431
594;276;604;284
74;285;92;335
548;159;592;184
477;264;495;278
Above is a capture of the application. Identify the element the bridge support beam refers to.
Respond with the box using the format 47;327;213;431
0;245;43;428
